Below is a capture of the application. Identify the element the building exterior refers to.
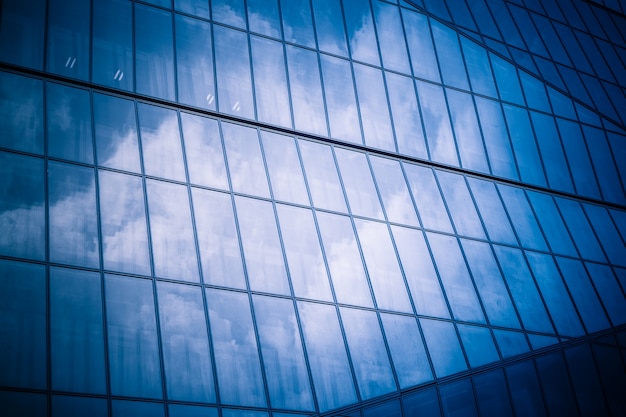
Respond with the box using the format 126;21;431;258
1;0;626;415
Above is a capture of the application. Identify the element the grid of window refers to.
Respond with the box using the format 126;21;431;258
1;0;626;416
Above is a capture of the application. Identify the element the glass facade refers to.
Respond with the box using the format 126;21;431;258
1;0;625;416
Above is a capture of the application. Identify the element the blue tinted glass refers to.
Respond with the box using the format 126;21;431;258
491;54;524;105
175;15;216;110
402;9;440;82
403;163;453;233
403;388;442;417
458;324;499;368
373;1;410;73
169;405;218;417
467;177;517;245
157;282;215;402
343;0;380;65
298;140;346;212
312;0;348;56
431;21;469;90
364;399;402;417
206;288;266;407
341;307;396;399
99;171;151;276
46;0;89;80
0;72;43;154
526;191;577;257
247;0;281;38
192;188;246;289
0;391;47;417
535;353;579;417
428;233;485;323
297;301;357;411
146;179;199;282
261;132;309;205
583;126;625;204
584;204;626;267
473;370;514;417
0;0;45;69
555;198;605;262
175;0;209;18
281;0;315;48
0;260;46;389
52;396;107;417
530;112;574;193
437;171;486;239
498;184;548;251
381;313;432;388
93;93;141;173
416;81;458;166
440;379;478;417
461;37;497;97
564;345;610;417
370;156;419;227
212;0;245;28
253;295;314;410
461;239;520;329
506;361;547;417
519;72;550;112
334;149;384;220
420;319;467;378
0;152;45;260
556;119;601;199
111;400;164;417
48;162;99;268
503;105;546;187
585;263;626;326
493;329;530;358
50;268;106;394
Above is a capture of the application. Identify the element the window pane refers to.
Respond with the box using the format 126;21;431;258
46;0;89;80
467;177;517;245
52;396;107;417
312;0;348;56
0;391;47;417
251;37;291;127
530;112;574;193
276;205;332;301
416;81;458;166
403;388;442;417
175;0;209;19
527;191;577;257
556;119;600;199
506;362;547;417
298;301;357;412
0;152;45;260
281;0;315;48
0;260;46;389
353;63;394;151
235;196;290;295
585;263;626;326
343;0;380;65
206;288;266;407
373;1;410;73
49;162;99;268
93;93;141;173
493;329;530;358
457;324;499;368
584;204;626;267
169;404;218;417
247;0;281;38
440;380;478;417
261;132;308;205
473;370;514;417
403;164;453;233
157;282;215;402
212;0;246;28
461;37;497;97
431;21;469;90
503;104;546;187
535;353;578;417
192;188;246;289
437;171;486;239
556;198;605;263
0;72;43;154
50;268;106;394
111;400;164;417
0;0;45;69
253;295;314;410
403;9;440;82
298;140;346;212
175;15;215;110
335;149;384;220
420;318;467;378
105;275;162;398
370;156;419;227
491;54;524;105
498;184;548;251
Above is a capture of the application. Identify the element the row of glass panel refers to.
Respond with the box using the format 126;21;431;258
2;258;622;413
4;0;625;199
417;0;626;125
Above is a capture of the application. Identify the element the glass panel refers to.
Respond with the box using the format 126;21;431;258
191;188;245;289
493;245;554;333
385;72;428;159
253;295;314;410
105;275;162;398
276;205;332;301
247;0;281;38
493;329;529;358
503;104;546;187
402;9;440;82
0;0;45;69
461;239;520;329
0;391;47;417
50;268;106;394
416;81;458;166
0;152;45;260
506;362;547;417
373;1;410;73
285;46;327;136
474;96;518;180
341;307;396;399
298;140;346;212
556;257;609;333
214;26;254;119
92;0;133;91
206;288;266;407
49;162;99;268
99;171;150;275
175;0;210;19
312;0;348;56
343;0;380;65
234;196;290;295
250;37;291;127
369;156;418;227
467;177;517;245
0;72;43;154
175;15;215;110
403;164;453;233
584;126;624;204
491;54;524;105
320;55;361;144
111;400;164;417
157;282;215;402
530;112;574;193
334;149;384;220
520;72;550;112
180;113;228;190
585;263;626;326
146;179;199;282
498;184;548;251
316;212;373;307
527;191;577;257
556;118;600;199
0;260;46;389
222;122;270;198
420;318;467;378
565;345;610;417
584;203;626;267
138;103;186;182
212;0;246;28
46;0;89;80
93;93;141;173
446;89;489;173
297;301;357;412
355;219;412;313
431;21;469;90
428;233;485;323
535;353;578;417
353;63;394;151
403;388;442;417
135;5;175;100
281;0;315;48
52;396;107;417
526;252;584;337
440;380;478;417
473;370;514;417
261;132;308;205
381;313;432;388
461;37;497;97
169;404;218;417
437;171;486;239
364;399;402;417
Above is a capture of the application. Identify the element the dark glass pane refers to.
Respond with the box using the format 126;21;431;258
535;353;579;417
111;400;164;417
0;391;47;417
52;396;107;417
473;370;514;417
0;0;45;69
506;361;547;417
564;345;609;417
0;72;43;154
46;0;89;80
403;388;442;417
440;379;478;417
457;324;499;368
